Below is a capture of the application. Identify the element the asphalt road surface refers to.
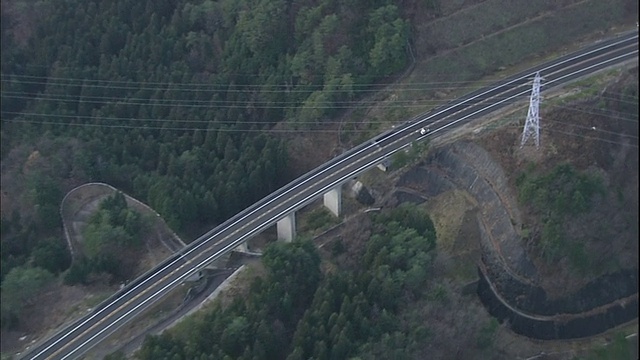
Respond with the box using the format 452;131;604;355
20;30;638;360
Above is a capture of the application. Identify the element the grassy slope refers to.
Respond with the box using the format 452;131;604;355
354;0;637;141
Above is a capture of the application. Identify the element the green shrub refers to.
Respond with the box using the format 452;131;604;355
476;318;499;349
517;163;606;271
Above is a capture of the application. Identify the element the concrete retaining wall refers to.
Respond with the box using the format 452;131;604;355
397;141;638;339
399;142;537;288
477;266;638;340
60;182;186;260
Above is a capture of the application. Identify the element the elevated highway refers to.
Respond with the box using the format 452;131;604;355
21;30;638;360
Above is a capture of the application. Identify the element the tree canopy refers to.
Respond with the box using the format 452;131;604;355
135;204;437;359
1;266;53;328
66;191;145;284
0;0;413;333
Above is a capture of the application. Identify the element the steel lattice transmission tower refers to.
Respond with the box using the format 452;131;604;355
521;72;542;148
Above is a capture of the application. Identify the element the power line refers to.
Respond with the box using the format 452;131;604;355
505;120;638;147
0;117;354;133
541;126;638;148
597;93;639;104
4;90;635;112
0;75;509;93
0;73;509;88
3;66;635;94
1;110;393;125
547;104;639;123
0;91;453;106
0;79;532;109
2;82;633;105
4;101;637;127
1;75;637;102
0;92;532;109
2;86;637;128
4;111;637;145
2;78;634;108
2;77;636;129
4;62;527;79
543;118;638;138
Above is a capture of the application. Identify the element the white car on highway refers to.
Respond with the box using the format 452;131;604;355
419;127;431;135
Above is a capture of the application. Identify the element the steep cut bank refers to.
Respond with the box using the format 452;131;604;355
396;139;638;339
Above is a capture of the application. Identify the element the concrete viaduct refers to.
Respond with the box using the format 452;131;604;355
234;179;344;251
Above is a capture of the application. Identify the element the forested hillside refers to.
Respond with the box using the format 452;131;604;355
134;205;437;360
0;0;414;301
3;1;636;356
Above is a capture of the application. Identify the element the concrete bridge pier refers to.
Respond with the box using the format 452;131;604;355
277;212;296;242
234;241;249;252
323;185;342;217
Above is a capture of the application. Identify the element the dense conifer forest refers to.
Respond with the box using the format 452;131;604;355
0;0;411;306
133;204;437;360
4;1;634;357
